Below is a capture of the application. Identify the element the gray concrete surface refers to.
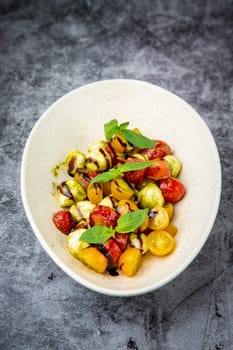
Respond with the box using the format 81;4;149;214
0;1;233;349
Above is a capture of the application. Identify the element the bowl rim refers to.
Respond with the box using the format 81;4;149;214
21;79;222;296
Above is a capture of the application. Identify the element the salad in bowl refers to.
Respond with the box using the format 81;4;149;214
52;119;185;277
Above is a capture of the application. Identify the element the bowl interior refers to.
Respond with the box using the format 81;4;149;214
21;80;221;296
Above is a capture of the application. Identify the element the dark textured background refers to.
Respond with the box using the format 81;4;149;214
0;1;233;349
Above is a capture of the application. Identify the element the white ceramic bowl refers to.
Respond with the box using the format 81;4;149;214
21;79;221;296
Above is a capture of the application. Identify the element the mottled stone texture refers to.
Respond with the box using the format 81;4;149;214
0;0;233;349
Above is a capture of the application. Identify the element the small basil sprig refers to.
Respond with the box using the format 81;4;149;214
104;119;129;141
79;208;149;244
104;119;156;148
90;161;154;184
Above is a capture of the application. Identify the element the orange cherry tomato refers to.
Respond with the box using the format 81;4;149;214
146;159;170;180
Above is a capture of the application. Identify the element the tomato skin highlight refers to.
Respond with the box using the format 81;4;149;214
90;205;119;228
146;159;170;180
159;177;185;203
141;140;171;160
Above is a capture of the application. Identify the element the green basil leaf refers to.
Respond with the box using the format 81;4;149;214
79;225;114;244
123;129;156;148
119;121;130;130
104;119;120;140
91;161;153;184
118;161;154;173
90;168;120;184
116;208;149;233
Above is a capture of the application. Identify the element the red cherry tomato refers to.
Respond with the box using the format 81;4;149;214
52;210;74;234
141;140;171;160
102;238;122;267
114;233;129;251
90;205;119;228
124;158;146;184
159;177;185;203
146;159;170;180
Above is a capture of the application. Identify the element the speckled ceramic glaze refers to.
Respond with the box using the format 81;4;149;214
21;79;221;296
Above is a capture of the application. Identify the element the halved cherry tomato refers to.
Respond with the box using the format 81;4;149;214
147;230;175;256
90;205;119;228
146;159;170;180
141;140;171;160
160;177;185;203
124;158;146;184
114;233;129;251
148;206;169;230
102;238;122;268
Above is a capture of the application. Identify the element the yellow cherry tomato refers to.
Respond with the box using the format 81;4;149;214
148;206;169;230
79;247;108;273
165;223;178;237
87;183;103;204
119;247;142;277
163;202;174;220
147;230;175;256
111;177;134;200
